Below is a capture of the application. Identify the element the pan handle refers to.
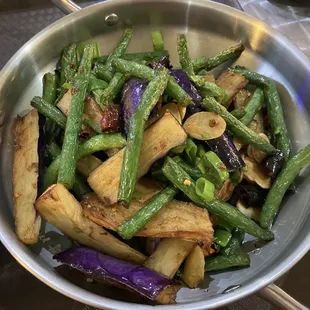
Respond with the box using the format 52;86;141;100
258;284;309;310
52;0;81;14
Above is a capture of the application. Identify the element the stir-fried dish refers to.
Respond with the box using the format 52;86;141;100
12;29;310;304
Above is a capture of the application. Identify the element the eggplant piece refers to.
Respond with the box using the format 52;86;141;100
263;149;285;177
144;238;195;278
54;247;179;304
13;110;42;244
101;104;122;132
82;195;214;242
121;78;148;135
233;182;267;208
76;155;102;178
206;133;245;172
169;69;202;115
146;238;161;255
35;183;146;264
88;113;187;205
216;71;248;108
215;179;235;201
182;245;205;288
150;55;172;69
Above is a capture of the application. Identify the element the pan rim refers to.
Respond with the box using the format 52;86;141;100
0;0;309;309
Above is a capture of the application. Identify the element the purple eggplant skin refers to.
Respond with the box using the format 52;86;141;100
206;133;245;172
121;78;148;135
54;247;177;301
169;69;202;115
263;149;285;178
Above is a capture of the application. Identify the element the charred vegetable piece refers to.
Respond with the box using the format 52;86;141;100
183;112;226;141
265;81;291;162
192;44;244;73
94;50;169;65
205;253;250;272
206;133;245;172
113;58;193;106
239;87;264;126
44;133;126;189
234;182;267;208
121;78;148;135
36;183;146;263
195;177;215;201
216;71;248;107
152;30;164;51
54;247;179;304
182;245;205;288
260;145;310;229
197;151;229;188
13;110;41;244
118;69;169;206
31;96;66;129
264;149;285;177
117;186;178;239
162;157;274;241
98;72;126;109
101;104;122;132
236;200;260;221
202;97;275;154
144;238;196;278
82;192;213;242
99;28;133;82
60;43;78;85
88;113;187;205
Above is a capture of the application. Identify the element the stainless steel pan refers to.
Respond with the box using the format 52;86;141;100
0;0;309;309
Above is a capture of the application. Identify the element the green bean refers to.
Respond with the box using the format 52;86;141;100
83;119;102;134
177;34;195;76
265;81;291;161
113;58;193;106
205;254;250;272
220;229;245;256
57;74;90;189
152;30;164;51
118;69;169;206
94;50;169;64
60;43;78;85
176;35;225;101
78;44;97;74
173;156;203;180
100;28;133;82
77;42;99;60
43;73;58;105
46;141;61;160
202;97;275;154
42;73;60;143
88;74;109;93
31;96;66;129
230;66;268;86
44;133;126;189
98;72;126;109
260;144;310;228
240;87;264;126
117;186;178;239
231;107;246;119
72;174;92;200
192;44;244;73
162;157;274;240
